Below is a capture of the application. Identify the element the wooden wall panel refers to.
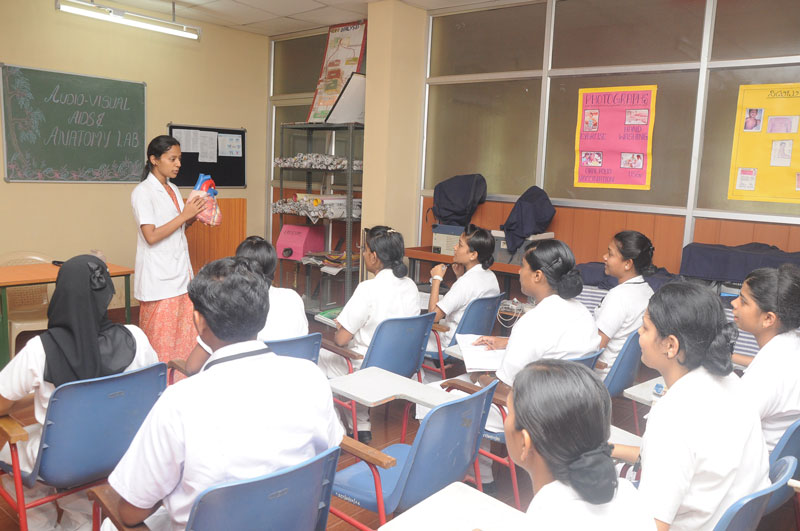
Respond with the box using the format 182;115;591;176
186;198;247;274
694;218;800;253
752;223;790;250
651;215;685;274
692;219;720;244
595;210;628;260
718;220;756;247
789;226;800;252
569;209;602;264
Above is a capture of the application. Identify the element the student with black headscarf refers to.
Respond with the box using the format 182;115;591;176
0;254;158;472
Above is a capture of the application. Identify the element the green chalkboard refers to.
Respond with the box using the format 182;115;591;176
1;65;145;182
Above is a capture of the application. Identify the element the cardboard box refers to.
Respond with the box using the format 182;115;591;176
491;230;555;266
276;224;325;261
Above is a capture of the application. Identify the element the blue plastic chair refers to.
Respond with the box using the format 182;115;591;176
603;332;644;434
0;363;167;531
329;381;497;529
713;456;797;531
265;332;322;364
184;446;341;531
423;292;506;380
765;417;800;514
573;349;604;370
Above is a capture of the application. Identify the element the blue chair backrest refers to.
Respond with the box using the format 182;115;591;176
713;456;797;531
603;332;642;397
185;446;341;531
362;313;437;377
30;363;167;489
765;417;800;513
449;292;506;346
572;349;604;370
389;381;498;513
265;333;323;364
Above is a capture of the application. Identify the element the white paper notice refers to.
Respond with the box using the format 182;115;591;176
218;134;243;157
455;334;506;372
736;168;757;191
197;131;218;163
172;128;199;153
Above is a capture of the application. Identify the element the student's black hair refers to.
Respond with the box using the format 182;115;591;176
647;282;736;376
743;264;800;333
463;224;495;270
613;230;656;276
235;235;277;283
142;135;180;181
187;256;269;342
523;239;583;299
364;226;408;278
513;359;617;505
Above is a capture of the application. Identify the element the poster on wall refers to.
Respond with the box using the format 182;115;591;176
573;85;657;190
728;83;800;203
307;20;367;123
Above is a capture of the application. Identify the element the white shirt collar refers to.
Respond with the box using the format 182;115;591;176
620;275;645;285
201;340;270;370
375;268;394;280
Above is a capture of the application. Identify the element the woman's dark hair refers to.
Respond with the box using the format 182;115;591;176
613;230;656;276
364;226;407;278
523;239;583;299
142;135;180;180
513;359;617;504
463;224;495;270
744;264;800;333
235;236;277;283
647;282;736;376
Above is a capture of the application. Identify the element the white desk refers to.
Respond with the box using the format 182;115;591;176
609;425;642;447
329;366;458;409
623;377;665;408
378;481;527;530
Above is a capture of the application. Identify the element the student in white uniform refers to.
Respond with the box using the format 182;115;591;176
0;255;158;474
131;135;205;364
612;283;769;531
318;226;420;442
734;264;800;451
426;224;500;376
505;360;654;530
593;230;655;374
184;236;309;375
102;257;343;531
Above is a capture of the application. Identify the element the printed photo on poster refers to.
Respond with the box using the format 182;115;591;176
581;151;603;166
767;116;799;134
743;108;763;131
583;110;599;131
770;140;793;167
736;168;757;191
625;109;649;125
621;153;644;169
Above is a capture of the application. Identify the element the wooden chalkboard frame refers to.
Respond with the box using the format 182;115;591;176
168;123;246;188
1;64;146;183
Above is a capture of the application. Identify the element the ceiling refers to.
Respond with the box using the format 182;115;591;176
110;0;503;37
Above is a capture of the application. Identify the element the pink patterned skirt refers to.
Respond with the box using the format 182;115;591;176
138;293;197;365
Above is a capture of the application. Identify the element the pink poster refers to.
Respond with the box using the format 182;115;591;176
574;85;657;190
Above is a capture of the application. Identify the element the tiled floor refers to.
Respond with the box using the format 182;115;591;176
1;311;795;530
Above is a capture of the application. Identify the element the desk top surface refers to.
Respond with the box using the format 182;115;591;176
329;367;456;409
0;262;134;287
405;247;520;275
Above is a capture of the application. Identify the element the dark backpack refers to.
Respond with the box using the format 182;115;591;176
500;186;555;255
430;174;487;227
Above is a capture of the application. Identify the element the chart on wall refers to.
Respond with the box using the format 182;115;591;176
728;83;800;204
574;85;657;190
1;64;145;182
307;20;367;123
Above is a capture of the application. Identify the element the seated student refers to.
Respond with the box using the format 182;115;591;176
506;360;654;530
426;224;500;370
613;283;769;531
102;257;342;530
185;235;308;375
0;254;158;473
734;264;800;452
593;230;655;374
318;226;419;442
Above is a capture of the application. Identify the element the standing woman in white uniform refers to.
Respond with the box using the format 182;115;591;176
593;230;655;374
613;283;769;531
318;226;420;442
505;360;654;530
734;264;800;452
131;135;204;364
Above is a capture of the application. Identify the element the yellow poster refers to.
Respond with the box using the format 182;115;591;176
728;83;800;203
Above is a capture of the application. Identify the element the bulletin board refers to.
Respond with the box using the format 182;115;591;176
168;123;246;188
728;83;800;204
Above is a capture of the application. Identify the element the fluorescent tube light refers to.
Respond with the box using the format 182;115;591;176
56;0;201;40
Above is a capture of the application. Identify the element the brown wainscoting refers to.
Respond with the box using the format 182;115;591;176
694;218;800;252
186;198;247;274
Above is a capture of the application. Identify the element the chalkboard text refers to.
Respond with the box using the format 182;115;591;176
45;85;132;110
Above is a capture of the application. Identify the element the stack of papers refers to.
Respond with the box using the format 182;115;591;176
455;334;506;372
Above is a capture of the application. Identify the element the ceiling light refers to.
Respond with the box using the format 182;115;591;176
56;0;201;40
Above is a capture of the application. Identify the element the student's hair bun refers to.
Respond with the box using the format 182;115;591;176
566;443;618;504
557;268;583;299
524;240;583;300
464;224;495;270
390;259;408;278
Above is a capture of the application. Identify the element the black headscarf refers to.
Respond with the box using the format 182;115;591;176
41;255;137;387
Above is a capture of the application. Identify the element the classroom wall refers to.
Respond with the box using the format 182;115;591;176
0;0;270;307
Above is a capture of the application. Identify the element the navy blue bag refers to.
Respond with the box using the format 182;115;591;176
430;174;487;227
500;186;555;255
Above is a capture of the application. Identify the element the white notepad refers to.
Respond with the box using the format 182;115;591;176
456;334;506;372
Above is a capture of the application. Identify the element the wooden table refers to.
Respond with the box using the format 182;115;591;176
406;246;520;295
0;262;134;366
328;366;457;410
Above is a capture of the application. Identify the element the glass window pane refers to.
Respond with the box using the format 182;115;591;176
544;72;698;206
424;80;541;195
430;4;546;77
712;0;800;60
273;34;327;96
553;0;704;68
697;66;800;216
